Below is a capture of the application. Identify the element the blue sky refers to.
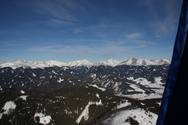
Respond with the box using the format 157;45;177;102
0;0;182;61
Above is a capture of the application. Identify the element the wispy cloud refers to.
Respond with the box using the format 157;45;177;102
126;32;142;39
138;0;181;37
29;43;128;57
24;39;159;61
121;32;154;48
32;0;86;26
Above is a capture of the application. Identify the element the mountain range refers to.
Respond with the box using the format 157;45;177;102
0;58;169;125
0;58;170;69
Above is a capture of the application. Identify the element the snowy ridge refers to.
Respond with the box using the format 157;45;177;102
0;58;170;69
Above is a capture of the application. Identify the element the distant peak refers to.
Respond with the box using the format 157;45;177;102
67;59;93;67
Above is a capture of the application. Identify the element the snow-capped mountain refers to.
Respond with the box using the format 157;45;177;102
119;58;170;66
0;58;170;69
0;60;67;69
95;59;121;66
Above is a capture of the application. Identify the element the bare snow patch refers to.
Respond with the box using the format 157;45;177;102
127;77;134;80
34;112;52;125
2;101;16;115
90;73;97;79
0;101;16;119
132;77;151;86
154;77;164;84
76;99;103;124
157;102;161;106
52;70;57;75
20;90;25;94
76;102;94;124
19;95;28;101
32;73;36;77
88;84;106;91
96;93;100;98
116;100;131;109
57;78;64;83
129;84;145;93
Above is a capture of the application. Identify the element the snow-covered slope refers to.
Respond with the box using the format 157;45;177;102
103;108;157;125
0;58;170;69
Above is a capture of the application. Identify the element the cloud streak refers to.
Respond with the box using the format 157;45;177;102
32;0;85;26
29;43;128;57
27;38;154;61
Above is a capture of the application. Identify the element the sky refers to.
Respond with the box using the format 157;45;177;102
0;0;182;61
